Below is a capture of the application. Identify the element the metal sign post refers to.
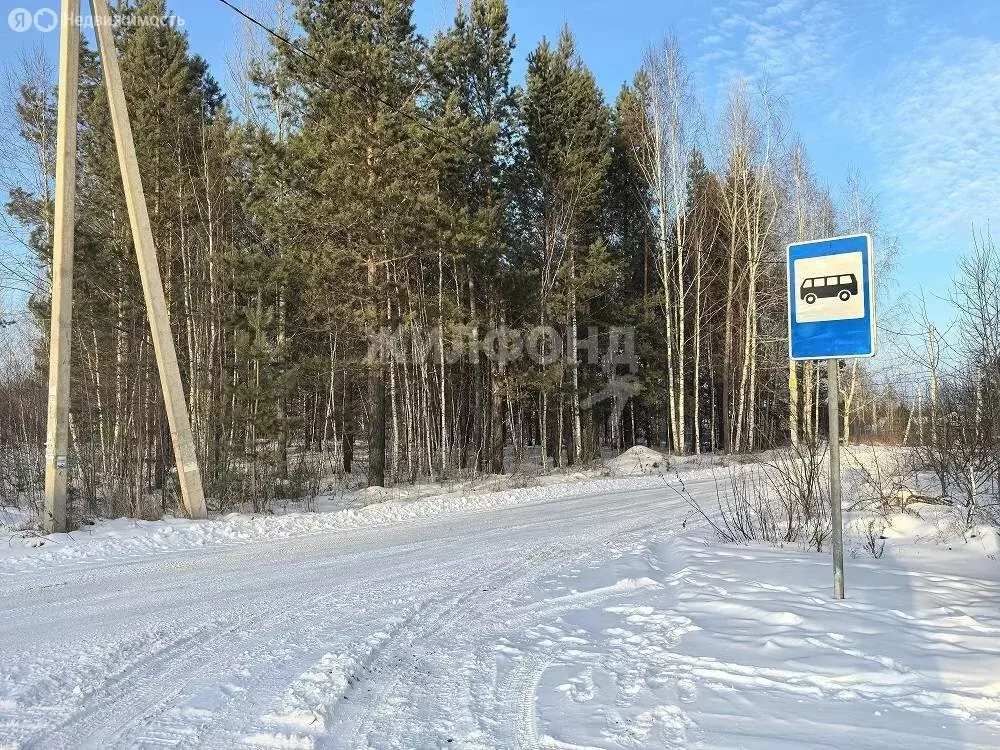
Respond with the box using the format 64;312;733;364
787;234;876;599
827;358;845;599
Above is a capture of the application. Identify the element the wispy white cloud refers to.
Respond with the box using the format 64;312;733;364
695;0;848;99
692;0;998;256
863;36;1000;248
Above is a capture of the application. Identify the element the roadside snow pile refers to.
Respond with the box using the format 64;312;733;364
606;445;669;475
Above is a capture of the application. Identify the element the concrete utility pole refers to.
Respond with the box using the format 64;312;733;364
42;0;82;533
827;358;845;599
90;0;208;519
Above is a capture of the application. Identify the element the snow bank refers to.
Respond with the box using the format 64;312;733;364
0;473;674;573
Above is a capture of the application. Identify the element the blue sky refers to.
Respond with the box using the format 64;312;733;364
2;0;998;350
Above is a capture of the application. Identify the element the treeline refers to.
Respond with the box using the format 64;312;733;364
3;0;890;519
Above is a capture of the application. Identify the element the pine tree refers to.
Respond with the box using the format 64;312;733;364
428;0;518;473
265;0;431;487
521;27;613;466
606;82;657;449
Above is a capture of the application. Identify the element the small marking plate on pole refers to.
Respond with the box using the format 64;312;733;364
787;233;876;360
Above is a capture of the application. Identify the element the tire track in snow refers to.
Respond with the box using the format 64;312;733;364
498;652;549;750
328;555;530;747
197;564;479;749
329;506;672;748
60;534;482;749
36;597;308;749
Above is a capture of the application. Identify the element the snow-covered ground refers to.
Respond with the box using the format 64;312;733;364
1;451;999;748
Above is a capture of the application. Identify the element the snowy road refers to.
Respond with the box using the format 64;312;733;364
0;482;688;748
3;476;1000;749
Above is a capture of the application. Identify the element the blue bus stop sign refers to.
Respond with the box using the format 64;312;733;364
787;234;875;360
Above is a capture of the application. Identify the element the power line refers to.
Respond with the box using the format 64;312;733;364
214;0;480;161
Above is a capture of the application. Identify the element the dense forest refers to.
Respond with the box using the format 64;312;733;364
1;0;920;521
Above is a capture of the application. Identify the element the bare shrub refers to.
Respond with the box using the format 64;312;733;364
805;509;832;553
762;439;829;542
909;369;1000;529
913;441;951;501
861;518;887;558
671;438;832;551
943;438;1000;527
671;468;774;545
